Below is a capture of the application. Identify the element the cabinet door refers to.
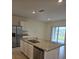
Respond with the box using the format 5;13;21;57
27;44;33;59
20;40;33;59
44;48;59;59
23;42;28;56
24;42;33;59
20;40;25;53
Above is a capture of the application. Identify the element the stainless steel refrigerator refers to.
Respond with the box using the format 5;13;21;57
12;25;22;48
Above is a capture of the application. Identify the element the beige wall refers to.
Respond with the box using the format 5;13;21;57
21;19;66;40
12;15;47;40
21;20;47;40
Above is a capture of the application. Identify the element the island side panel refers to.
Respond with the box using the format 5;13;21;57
44;48;59;59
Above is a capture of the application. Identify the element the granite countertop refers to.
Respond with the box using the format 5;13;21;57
22;38;62;51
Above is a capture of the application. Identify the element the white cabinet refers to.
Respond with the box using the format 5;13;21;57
44;48;59;59
20;40;25;53
20;40;33;59
12;16;21;25
24;42;33;59
20;40;59;59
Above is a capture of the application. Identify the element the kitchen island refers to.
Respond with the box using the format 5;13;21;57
20;38;62;59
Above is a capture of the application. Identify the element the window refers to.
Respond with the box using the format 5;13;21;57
51;26;66;44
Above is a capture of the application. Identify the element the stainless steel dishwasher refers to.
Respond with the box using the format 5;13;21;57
33;46;44;59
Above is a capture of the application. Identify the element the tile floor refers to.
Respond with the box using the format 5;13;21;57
12;47;28;59
59;46;65;59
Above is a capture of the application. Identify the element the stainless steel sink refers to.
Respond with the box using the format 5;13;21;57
28;40;39;43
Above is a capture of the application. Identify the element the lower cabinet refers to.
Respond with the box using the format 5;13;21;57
20;40;59;59
20;40;25;53
44;48;59;59
24;42;33;59
20;40;33;59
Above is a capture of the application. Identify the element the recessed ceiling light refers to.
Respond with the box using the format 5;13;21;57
32;11;36;14
48;18;51;21
58;0;63;3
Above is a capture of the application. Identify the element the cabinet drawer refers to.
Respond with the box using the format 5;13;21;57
23;42;33;59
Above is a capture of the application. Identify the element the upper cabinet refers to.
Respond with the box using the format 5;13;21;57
12;15;25;26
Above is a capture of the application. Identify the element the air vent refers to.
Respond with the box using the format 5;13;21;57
38;9;45;12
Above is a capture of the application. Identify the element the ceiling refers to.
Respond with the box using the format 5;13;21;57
12;0;66;22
